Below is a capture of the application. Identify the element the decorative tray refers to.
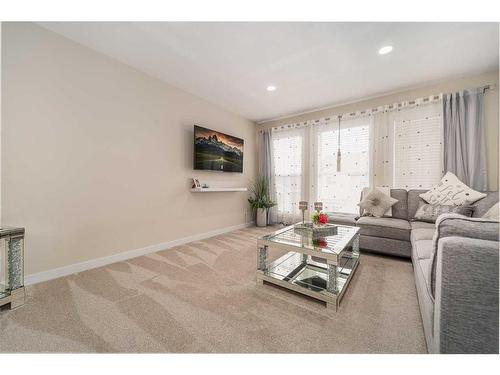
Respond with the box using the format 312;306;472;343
293;222;338;239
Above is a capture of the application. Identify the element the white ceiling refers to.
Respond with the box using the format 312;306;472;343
38;22;499;122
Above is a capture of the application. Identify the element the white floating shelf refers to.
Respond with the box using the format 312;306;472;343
191;187;248;193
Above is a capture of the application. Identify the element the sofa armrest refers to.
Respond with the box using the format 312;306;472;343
431;214;499;297
433;236;499;353
434;213;499;242
325;212;359;226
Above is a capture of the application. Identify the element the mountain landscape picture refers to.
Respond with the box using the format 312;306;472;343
194;125;244;172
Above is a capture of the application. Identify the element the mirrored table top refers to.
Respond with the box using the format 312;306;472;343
258;224;359;256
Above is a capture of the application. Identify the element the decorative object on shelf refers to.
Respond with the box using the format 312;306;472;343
0;226;25;310
336;115;342;172
248;176;276;227
294;222;337;240
299;201;308;223
314;201;323;213
202;183;209;188
191;178;201;188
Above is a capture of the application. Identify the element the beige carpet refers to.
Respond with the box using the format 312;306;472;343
0;225;426;353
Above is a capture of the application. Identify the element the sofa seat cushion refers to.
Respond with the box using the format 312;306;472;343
411;222;435;240
359;235;412;257
412;239;434;260
411;221;435;230
410;220;435;245
417;258;433;291
325;212;358;226
413;257;435;351
411;229;435;243
356;216;411;241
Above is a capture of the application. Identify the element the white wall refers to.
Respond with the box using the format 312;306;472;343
1;22;257;278
0;22;2;225
258;71;499;191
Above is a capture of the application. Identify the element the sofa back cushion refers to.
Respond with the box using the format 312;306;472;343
408;189;428;220
390;189;408;220
360;188;497;219
472;191;499;217
413;203;475;223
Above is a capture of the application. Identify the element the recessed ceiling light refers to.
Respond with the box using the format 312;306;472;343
378;45;393;55
266;85;277;92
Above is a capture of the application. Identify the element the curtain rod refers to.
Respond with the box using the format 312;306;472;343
480;84;495;93
265;83;496;132
268;94;442;131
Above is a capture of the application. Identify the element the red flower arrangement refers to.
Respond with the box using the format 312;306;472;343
319;213;328;224
312;212;328;225
313;238;328;248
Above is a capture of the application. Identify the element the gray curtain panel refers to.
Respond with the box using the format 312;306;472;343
258;129;277;224
443;88;487;191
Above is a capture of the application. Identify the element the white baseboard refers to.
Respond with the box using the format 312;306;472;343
25;221;254;286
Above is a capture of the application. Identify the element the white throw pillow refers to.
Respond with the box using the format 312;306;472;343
419;172;487;206
361;186;394;216
482;202;499;221
359;187;397;217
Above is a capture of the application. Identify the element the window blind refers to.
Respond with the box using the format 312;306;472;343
394;111;443;189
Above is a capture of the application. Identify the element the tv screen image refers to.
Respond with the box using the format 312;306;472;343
193;125;244;173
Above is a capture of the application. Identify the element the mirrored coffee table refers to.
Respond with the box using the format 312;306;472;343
256;224;360;311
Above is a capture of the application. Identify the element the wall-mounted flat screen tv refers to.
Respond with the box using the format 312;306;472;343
193;125;244;173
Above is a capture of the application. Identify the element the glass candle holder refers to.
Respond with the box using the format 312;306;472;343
314;202;323;213
299;201;308;223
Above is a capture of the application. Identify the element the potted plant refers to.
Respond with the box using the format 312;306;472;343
248;177;276;227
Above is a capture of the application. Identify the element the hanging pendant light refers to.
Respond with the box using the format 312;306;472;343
336;115;342;172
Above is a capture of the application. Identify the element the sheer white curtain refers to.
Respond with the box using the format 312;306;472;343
311;117;371;213
272;126;307;224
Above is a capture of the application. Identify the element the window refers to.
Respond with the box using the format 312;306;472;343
394;103;443;189
272;127;305;223
267;98;443;218
313;117;370;213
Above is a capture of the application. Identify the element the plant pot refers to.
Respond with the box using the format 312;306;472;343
256;208;267;227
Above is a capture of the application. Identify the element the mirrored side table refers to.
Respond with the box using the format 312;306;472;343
0;226;25;310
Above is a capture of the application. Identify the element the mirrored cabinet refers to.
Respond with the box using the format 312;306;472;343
0;227;25;310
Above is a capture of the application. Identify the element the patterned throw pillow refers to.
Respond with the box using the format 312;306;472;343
482;202;499;221
358;188;398;218
413;203;475;223
419;172;486;206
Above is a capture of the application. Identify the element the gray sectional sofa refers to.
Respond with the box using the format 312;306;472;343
327;189;499;354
